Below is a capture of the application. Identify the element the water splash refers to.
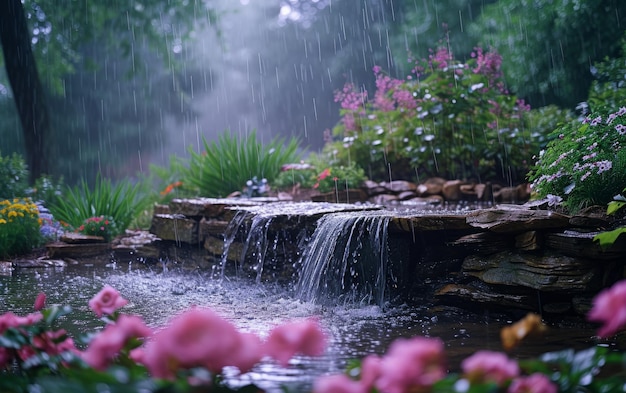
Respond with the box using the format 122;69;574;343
295;211;392;307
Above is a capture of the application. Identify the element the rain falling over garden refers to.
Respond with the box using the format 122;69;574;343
1;0;626;392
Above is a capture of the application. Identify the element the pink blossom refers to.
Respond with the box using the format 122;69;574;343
461;350;519;385
508;373;557;393
82;314;151;370
88;285;129;317
223;332;264;374
141;307;243;379
360;354;382;389
588;280;626;337
34;292;46;311
264;318;327;366
313;374;365;393
0;311;43;334
375;337;446;393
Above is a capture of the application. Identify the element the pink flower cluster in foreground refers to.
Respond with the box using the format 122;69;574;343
314;342;556;393
0;292;79;369
80;286;327;379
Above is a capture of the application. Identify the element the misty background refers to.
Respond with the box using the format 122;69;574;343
1;0;623;184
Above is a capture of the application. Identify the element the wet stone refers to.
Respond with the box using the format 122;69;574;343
545;230;626;260
150;214;199;244
169;198;263;218
466;206;570;233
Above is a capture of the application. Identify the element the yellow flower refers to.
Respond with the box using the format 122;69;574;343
0;219;6;224
8;211;17;219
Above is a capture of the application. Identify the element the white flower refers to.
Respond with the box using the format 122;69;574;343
546;194;563;207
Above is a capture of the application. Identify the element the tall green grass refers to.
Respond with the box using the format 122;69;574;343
49;175;148;234
184;131;301;197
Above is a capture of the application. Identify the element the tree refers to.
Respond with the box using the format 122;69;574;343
0;0;219;183
470;0;626;108
0;0;50;183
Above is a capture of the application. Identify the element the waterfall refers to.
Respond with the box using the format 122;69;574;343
295;211;392;307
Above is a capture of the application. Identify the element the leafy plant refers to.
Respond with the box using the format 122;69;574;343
183;130;300;198
76;216;118;242
593;190;626;250
326;46;545;184
272;166;318;191
0;152;30;199
48;175;148;236
0;198;42;258
528;106;626;213
311;163;367;194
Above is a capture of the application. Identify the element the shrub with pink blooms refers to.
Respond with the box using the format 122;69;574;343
324;45;548;184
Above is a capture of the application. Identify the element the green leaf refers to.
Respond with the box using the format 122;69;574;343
593;227;626;250
607;200;626;215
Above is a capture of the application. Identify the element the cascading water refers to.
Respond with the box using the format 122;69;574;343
295;211;393;306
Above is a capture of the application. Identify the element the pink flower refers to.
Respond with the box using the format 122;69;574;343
0;311;43;334
0;347;12;369
462;350;519;385
508;373;557;393
264;318;327;366
82;314;151;370
141;307;244;379
375;337;446;393
34;292;46;311
88;285;129;317
360;354;382;389
223;332;264;374
588;280;626;337
313;374;365;393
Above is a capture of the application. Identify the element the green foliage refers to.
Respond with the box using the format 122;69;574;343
272;167;318;191
48;175;148;235
0;152;29;199
588;32;626;111
310;162;367;194
328;47;541;184
148;155;192;204
594;191;626;250
0;198;42;258
183;131;301;198
528;106;626;213
470;0;626;108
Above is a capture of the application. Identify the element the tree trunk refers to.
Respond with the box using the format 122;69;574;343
0;0;50;183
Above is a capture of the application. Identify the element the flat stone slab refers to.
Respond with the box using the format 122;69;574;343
389;211;472;232
169;198;265;218
232;201;383;218
466;205;570;233
46;242;111;258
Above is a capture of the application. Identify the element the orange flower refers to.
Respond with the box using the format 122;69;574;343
160;181;183;196
317;168;331;181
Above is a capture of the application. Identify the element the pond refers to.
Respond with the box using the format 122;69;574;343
0;258;612;392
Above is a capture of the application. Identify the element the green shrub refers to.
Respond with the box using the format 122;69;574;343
311;162;367;194
48;175;148;235
272;166;318;191
0;152;29;199
0;198;42;258
327;46;543;184
528;106;626;213
183;130;301;197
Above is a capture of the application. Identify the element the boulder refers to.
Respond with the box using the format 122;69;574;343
442;180;464;201
466;206;570;233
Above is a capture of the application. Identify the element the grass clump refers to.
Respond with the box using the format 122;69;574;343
183;130;300;197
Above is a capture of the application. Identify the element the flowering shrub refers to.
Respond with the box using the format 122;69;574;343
528;106;626;213
76;215;118;242
0;198;42;258
326;46;545;183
